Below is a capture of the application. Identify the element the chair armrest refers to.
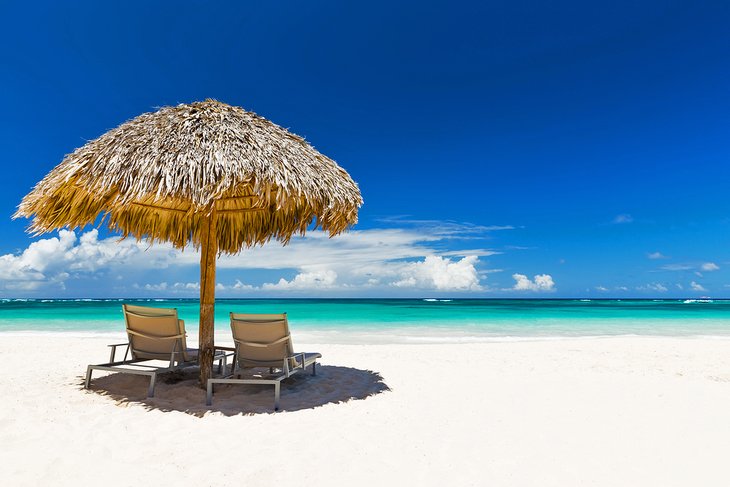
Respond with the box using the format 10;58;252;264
107;343;129;363
285;352;306;373
214;346;236;352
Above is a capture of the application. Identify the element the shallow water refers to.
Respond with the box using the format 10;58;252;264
1;298;729;343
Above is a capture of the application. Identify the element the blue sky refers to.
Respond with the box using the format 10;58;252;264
1;0;730;298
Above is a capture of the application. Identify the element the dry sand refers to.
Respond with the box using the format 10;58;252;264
1;335;730;486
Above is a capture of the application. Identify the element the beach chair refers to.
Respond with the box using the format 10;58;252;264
206;313;321;411
84;304;230;397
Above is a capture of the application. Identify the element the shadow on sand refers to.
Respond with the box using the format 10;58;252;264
83;365;390;417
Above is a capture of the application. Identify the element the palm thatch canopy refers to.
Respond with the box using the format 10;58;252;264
15;99;362;253
15;99;361;387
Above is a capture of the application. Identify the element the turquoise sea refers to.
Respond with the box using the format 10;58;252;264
1;298;729;343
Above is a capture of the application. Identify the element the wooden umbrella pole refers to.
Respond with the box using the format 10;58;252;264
198;208;217;387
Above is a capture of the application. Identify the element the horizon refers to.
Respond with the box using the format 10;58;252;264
0;296;719;302
2;1;729;299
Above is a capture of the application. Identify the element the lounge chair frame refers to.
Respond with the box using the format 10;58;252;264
84;305;231;397
206;313;320;411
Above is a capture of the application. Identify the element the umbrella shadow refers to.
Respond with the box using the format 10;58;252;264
82;365;390;417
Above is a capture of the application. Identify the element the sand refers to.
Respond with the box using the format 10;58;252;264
1;335;730;486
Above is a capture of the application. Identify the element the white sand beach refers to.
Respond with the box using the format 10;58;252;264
1;335;730;486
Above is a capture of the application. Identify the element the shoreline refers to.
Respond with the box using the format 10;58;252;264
3;329;730;344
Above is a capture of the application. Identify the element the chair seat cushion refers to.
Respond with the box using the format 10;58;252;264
184;349;230;361
292;352;322;367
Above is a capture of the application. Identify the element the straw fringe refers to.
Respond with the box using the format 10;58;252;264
15;100;362;254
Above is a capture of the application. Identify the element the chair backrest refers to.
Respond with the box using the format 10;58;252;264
122;304;190;362
230;313;294;368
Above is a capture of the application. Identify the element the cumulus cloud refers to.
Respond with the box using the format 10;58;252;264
140;282;168;291
0;221;506;295
647;252;667;260
134;281;258;293
133;282;201;292
0;230;75;290
690;281;707;292
215;228;499;272
511;273;555;292
0;230;106;291
0;229;188;293
596;285;632;292
217;280;254;292
229;255;482;292
701;262;719;271
391;256;482;291
636;283;668;292
262;270;338;291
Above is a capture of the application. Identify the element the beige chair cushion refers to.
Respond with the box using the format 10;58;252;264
230;313;299;368
123;304;191;362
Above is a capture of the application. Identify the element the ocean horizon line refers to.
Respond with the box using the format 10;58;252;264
0;296;725;301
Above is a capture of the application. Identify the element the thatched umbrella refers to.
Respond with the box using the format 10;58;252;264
15;99;362;385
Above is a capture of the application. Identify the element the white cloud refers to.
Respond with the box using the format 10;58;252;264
262;270;338;291
134;281;201;292
214;228;498;273
0;221;509;295
375;218;516;236
647;252;667;260
219;255;483;293
391;256;482;291
0;230;76;290
598;285;630;292
218;280;253;292
481;268;504;274
143;282;167;291
612;214;634;224
636;283;668;292
511;273;555;292
660;264;694;271
0;229;187;293
135;280;258;293
690;281;707;292
175;282;201;291
0;230;92;291
660;262;720;274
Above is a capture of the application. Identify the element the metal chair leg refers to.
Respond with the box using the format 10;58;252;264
274;382;280;411
147;374;156;397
